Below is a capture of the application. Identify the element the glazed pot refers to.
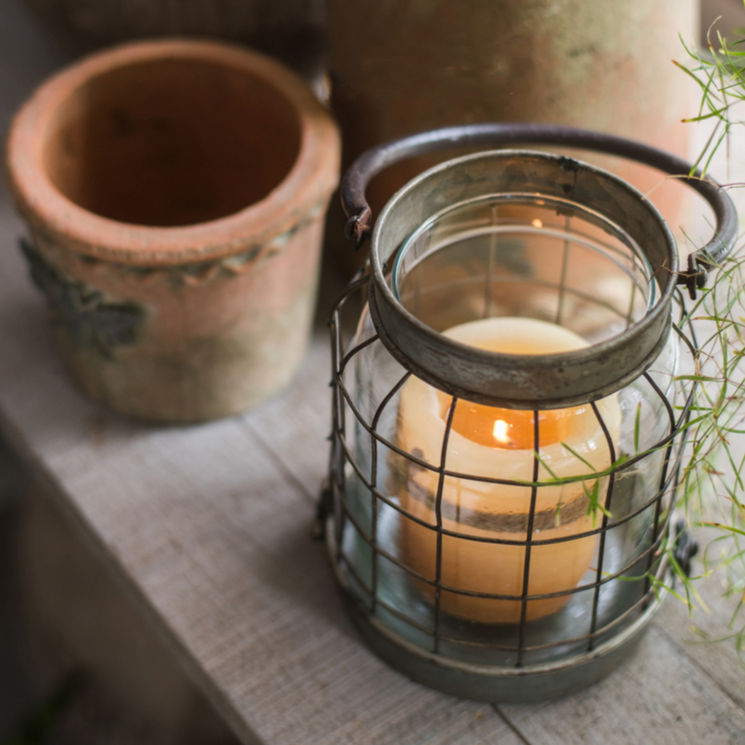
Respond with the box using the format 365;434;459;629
6;39;340;423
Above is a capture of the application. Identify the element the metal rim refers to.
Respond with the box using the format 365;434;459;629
368;149;677;408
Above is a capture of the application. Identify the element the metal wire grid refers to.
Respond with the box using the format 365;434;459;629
325;274;697;666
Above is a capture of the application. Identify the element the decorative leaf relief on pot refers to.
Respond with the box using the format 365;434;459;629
19;237;145;359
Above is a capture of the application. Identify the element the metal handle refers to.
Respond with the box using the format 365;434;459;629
341;123;738;299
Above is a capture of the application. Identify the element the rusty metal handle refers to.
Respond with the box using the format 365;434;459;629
341;123;737;299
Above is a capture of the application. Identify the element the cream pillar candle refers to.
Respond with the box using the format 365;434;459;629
394;317;622;624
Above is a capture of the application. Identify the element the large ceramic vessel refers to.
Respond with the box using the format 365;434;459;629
329;0;699;249
7;39;340;423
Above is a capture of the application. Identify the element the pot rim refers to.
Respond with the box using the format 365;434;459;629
6;38;340;267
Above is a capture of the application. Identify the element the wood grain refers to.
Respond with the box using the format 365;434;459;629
500;627;745;745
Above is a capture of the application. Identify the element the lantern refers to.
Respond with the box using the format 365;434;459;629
319;124;737;702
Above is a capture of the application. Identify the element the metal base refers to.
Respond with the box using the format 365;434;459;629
327;520;663;703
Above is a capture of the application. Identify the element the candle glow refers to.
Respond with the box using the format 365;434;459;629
394;317;622;624
493;419;509;444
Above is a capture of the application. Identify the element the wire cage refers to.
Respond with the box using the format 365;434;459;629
320;125;738;702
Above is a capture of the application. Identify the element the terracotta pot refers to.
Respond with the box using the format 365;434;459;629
7;39;340;423
328;0;700;273
24;0;319;47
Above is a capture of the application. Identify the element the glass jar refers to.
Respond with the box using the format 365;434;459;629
325;130;736;701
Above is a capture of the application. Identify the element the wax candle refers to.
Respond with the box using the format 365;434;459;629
394;317;621;624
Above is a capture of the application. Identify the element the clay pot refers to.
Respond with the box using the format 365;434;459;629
7;39;340;423
24;0;318;49
23;0;327;88
328;0;699;273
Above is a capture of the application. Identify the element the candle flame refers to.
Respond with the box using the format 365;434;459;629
492;419;511;445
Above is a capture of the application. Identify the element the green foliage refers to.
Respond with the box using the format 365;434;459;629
674;9;745;662
675;21;745;180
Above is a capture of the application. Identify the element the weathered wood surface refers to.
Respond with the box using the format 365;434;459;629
2;202;745;745
1;3;745;744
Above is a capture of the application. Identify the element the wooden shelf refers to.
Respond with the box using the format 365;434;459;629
1;4;744;742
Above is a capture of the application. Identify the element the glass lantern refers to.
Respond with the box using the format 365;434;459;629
321;125;736;702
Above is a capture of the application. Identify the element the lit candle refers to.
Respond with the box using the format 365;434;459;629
394;317;621;624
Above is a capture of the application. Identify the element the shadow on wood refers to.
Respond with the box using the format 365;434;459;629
17;480;245;745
